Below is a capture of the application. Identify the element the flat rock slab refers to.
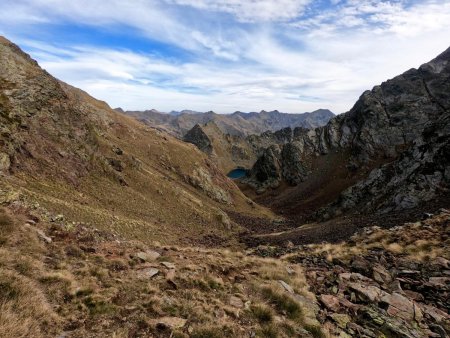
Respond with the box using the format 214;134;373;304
320;294;340;312
229;296;244;308
279;280;294;293
348;282;387;302
136;250;160;262
151;316;187;329
138;268;159;279
161;261;176;269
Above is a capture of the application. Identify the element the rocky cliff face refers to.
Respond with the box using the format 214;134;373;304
324;110;450;217
248;47;450;214
182;123;314;175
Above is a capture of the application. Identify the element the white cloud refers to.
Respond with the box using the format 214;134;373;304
166;0;311;22
1;0;450;114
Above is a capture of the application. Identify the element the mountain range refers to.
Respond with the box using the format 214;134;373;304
121;108;334;138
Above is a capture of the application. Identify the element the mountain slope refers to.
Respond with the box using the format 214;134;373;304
245;46;450;222
0;36;273;246
124;108;334;138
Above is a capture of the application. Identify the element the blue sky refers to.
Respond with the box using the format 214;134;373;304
1;0;449;114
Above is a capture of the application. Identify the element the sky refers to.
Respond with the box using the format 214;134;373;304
0;0;449;114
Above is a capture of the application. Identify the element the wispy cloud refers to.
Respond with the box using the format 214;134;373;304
0;0;449;113
166;0;312;22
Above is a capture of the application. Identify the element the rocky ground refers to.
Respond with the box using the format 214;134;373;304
0;201;326;338
2;196;448;338
251;210;450;337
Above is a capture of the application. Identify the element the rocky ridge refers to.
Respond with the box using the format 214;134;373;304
183;122;322;175
246;46;450;215
124;108;334;138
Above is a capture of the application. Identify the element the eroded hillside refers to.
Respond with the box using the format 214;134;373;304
0;36;273;247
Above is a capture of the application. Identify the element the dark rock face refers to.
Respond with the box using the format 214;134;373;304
250;142;308;187
326;115;450;216
249;46;450;214
252;145;281;183
281;142;308;185
183;124;213;154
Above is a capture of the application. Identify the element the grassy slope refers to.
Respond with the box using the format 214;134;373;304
0;37;274;246
0;205;323;338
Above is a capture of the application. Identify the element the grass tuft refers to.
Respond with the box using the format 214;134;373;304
260;286;303;321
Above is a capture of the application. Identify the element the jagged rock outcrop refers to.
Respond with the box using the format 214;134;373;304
183;124;213;154
252;145;282;185
281;142;309;185
248;46;450;214
250;142;309;189
182;122;257;173
325;111;450;216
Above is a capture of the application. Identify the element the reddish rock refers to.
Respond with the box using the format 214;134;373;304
402;290;424;302
372;264;392;285
348;283;387;302
319;294;340;312
419;304;450;323
381;292;416;321
427;277;449;289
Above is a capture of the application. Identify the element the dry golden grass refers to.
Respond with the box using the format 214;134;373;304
299;215;450;264
0;206;324;337
0;270;59;338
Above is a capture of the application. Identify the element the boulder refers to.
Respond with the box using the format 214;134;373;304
229;296;244;308
330;313;351;329
319;294;340;312
348;283;387;302
350;256;370;275
138;268;159;279
152;316;187;329
161;261;176;269
380;292;417;321
419;304;449;323
372;264;392;285
35;228;52;244
427;277;449;289
136;250;160;262
279;280;294;294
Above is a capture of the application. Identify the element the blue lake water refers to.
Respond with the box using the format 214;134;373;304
227;168;247;179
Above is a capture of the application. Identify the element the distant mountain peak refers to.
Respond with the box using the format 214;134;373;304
122;107;335;137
